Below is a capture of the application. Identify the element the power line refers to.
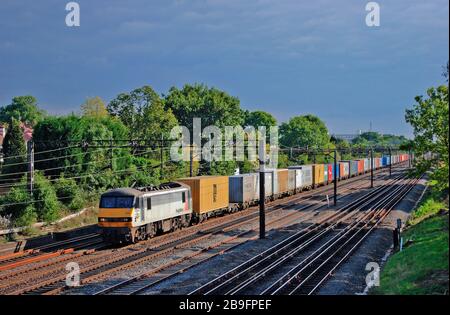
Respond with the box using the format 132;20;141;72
2;145;79;161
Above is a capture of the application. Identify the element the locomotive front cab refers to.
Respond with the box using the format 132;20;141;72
98;189;140;243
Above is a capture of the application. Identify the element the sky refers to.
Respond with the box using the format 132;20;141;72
0;0;448;137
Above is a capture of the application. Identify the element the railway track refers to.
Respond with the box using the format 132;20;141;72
0;164;403;295
0;233;106;272
187;172;418;295
90;168;407;295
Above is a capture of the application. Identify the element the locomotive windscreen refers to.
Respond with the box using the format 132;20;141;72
100;196;135;208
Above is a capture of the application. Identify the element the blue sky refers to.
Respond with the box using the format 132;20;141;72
0;0;448;137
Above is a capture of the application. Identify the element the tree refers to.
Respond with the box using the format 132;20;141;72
164;84;244;132
352;131;408;148
280;115;330;149
33;115;128;183
243;110;277;129
81;97;109;118
0;96;46;126
2;118;27;178
32;172;60;222
405;84;449;191
108;85;178;139
0;177;36;227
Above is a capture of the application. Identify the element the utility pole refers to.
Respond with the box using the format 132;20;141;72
258;130;266;239
27;140;34;195
109;138;113;170
160;135;164;179
370;148;374;188
389;147;392;177
333;149;337;206
408;148;411;168
189;144;193;177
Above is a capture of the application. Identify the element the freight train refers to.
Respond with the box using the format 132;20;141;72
98;154;410;243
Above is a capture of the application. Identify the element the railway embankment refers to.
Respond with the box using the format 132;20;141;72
373;189;449;295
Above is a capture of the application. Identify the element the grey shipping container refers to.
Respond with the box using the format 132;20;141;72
251;171;275;198
341;160;358;177
229;173;259;204
287;169;296;192
339;161;350;178
288;165;313;190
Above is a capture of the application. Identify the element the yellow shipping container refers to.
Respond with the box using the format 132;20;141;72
178;176;229;214
277;169;289;195
312;164;325;187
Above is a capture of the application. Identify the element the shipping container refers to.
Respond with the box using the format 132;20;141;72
251;171;275;199
288;165;314;191
355;159;364;174
341;160;358;177
330;163;340;181
326;164;333;183
375;157;381;169
229;173;259;206
312;164;325;187
339;161;349;179
287;169;297;193
277;169;289;196
178;176;229;215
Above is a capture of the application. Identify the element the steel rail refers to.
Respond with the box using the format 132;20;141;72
265;176;419;295
188;172;408;295
92;169;404;295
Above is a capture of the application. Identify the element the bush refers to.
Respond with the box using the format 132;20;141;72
32;172;60;222
53;176;84;211
0;181;37;227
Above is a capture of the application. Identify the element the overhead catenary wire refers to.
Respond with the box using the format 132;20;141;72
0;161;162;198
1;145;80;161
0;148;164;189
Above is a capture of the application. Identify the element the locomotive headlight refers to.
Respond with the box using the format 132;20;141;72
98;218;107;222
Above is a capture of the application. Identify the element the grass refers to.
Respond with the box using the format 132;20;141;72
49;206;98;232
373;188;449;295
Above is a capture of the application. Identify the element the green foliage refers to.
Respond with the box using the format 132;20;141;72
2;118;27;178
0;95;46;126
0;178;36;227
81;97;109;118
32;172;60;222
405;85;449;192
374;212;448;294
243;110;277;129
53;176;84;211
33;115;130;180
352;131;409;148
108;85;178;139
277;152;290;168
280;115;330;149
164;83;244;132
